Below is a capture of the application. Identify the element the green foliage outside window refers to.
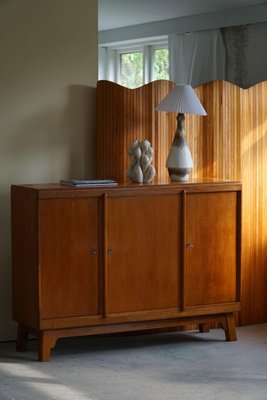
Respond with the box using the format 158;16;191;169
154;48;169;80
120;52;143;89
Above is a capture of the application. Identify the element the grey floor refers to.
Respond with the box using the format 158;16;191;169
0;324;267;400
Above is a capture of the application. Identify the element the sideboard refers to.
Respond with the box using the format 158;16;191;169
11;180;241;361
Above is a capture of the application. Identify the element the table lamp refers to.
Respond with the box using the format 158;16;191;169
156;84;207;182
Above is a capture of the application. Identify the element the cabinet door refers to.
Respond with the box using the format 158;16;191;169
185;192;237;307
39;198;99;319
106;194;181;314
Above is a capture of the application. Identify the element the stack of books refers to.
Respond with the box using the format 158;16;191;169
60;179;118;187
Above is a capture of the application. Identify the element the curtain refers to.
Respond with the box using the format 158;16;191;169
169;29;225;88
169;22;267;89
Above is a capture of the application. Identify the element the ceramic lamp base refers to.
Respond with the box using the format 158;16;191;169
168;167;192;182
166;113;193;182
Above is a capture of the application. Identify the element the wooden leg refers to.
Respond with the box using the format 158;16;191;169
224;313;237;341
199;323;210;333
16;324;29;352
178;325;187;332
38;331;57;362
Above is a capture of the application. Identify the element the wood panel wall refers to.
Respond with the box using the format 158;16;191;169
96;80;176;183
96;79;267;326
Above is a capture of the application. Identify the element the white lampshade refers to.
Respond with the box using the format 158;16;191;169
156;84;207;115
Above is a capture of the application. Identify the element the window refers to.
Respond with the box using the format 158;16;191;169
99;38;169;88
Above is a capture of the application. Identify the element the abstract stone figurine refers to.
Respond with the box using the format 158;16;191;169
127;140;156;183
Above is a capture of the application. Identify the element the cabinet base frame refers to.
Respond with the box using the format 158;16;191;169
16;312;237;362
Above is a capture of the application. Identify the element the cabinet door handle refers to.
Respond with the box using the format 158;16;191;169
186;242;194;248
107;248;112;254
91;248;97;255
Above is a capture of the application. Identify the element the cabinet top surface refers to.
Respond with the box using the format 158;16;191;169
11;179;242;199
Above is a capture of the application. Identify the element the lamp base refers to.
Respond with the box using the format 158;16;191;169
166;113;193;183
168;167;192;182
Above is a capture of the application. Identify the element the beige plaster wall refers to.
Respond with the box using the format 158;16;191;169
0;0;98;340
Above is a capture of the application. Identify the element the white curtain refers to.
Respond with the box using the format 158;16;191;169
169;22;267;89
169;29;225;88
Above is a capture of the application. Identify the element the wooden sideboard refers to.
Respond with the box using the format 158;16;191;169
11;180;241;361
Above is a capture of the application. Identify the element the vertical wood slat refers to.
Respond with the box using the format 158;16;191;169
239;82;267;325
96;79;267;326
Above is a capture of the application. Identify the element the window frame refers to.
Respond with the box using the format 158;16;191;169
99;37;169;87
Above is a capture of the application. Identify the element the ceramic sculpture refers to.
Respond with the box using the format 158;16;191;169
127;140;156;183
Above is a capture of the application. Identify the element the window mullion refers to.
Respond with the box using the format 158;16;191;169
115;50;121;83
106;48;116;82
143;45;152;84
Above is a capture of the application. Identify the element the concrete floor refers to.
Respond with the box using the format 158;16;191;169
0;324;267;400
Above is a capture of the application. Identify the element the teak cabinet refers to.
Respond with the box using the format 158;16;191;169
11;181;241;361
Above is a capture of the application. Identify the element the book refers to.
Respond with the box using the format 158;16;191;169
60;179;118;187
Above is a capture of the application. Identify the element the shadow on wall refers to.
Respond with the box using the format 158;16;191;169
0;84;96;340
0;191;15;340
65;85;96;180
